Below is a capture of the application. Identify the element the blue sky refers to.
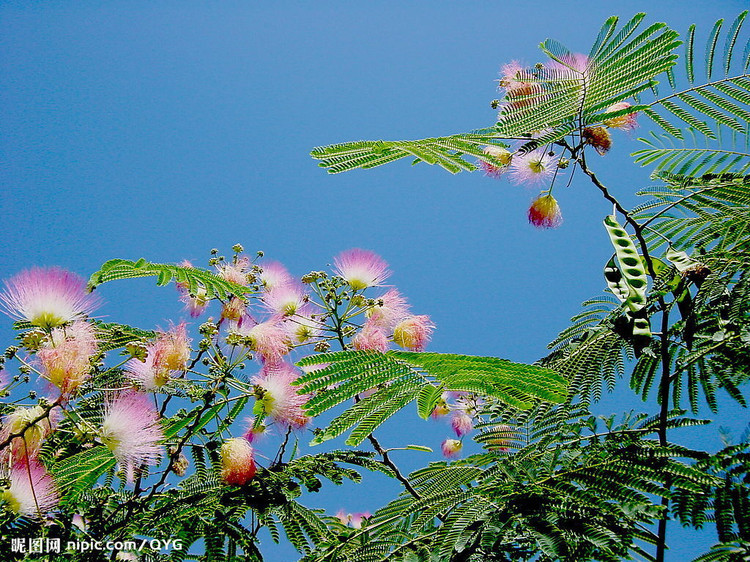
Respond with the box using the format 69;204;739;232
1;2;748;560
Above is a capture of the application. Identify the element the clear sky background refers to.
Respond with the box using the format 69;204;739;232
1;2;748;561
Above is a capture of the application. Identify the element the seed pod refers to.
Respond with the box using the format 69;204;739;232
604;256;629;303
603;215;648;313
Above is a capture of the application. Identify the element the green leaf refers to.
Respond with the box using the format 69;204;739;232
88;259;249;301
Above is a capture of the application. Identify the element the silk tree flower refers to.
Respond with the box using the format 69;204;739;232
430;394;451;419
242;417;269;444
509;149;559;187
603;101;638;131
284;304;322;344
333;249;390;291
352;320;389;353
366;289;410;332
216;257;251;286
236;317;291;363
486;424;513;452
0;405;59;463
582;126;612;155
528;194;563;229
335;510;371;528
450;410;474;437
441;438;463;459
127;324;191;390
1;461;59;518
258;261;293;291
221;297;247;322
176;261;209;318
220;437;257;485
262;282;306;317
498;60;535;92
393;315;435;352
252;362;310;429
0;267;101;330
546;52;591;75
37;320;98;396
101;392;164;483
479;145;512;178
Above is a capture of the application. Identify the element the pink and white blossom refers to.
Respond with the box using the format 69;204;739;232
220;437;256;485
528;194;563;229
176;261;209;318
441;438;463;459
450;410;474;437
262;283;306;317
258;261;293;291
333;249;390;291
509;149;559;187
101;392;164;483
1;405;59;463
393;315;435;352
479;145;513;178
237;317;291;363
366;289;410;332
216;257;251;286
1;461;59;518
0;268;101;329
127;324;191;390
37;320;98;396
352;321;389;353
603;102;638;131
252;362;310;429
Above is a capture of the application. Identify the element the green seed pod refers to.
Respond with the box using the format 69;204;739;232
604;256;629;303
603;215;648;312
665;246;698;274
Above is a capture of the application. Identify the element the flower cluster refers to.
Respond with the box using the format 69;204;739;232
481;55;640;229
0;247;437;518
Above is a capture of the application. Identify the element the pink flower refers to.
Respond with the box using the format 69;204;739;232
252;362;310;429
1;405;59;463
582;126;612;156
216;257;251;286
242;417;268;443
284;304;323;344
350;512;371;529
237;317;291;363
546;52;590;75
177;261;209;318
101;392;164;483
335;509;349;525
528;194;563;229
366;289;410;332
220;437;256;485
431;399;450;419
262;283;306;317
127;323;191;390
509;149;559;187
0;268;101;329
450;410;474;437
333;249;390;291
221;297;247;322
486;424;513;452
37;320;98;396
479;145;513;178
352;321;389;353
441;438;463;459
258;261;293;291
498;60;535;93
603;102;638;131
1;461;59;518
335;510;371;528
393;315;435;352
